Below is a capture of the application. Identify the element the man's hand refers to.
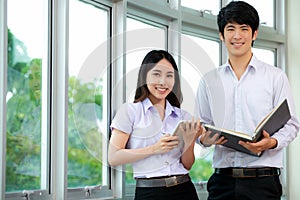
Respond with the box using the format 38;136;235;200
239;130;278;155
200;130;227;147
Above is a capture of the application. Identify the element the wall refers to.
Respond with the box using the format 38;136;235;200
287;0;300;199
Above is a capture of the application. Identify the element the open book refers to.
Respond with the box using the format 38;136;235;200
203;99;291;156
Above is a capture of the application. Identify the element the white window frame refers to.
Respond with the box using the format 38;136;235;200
0;1;7;200
66;0;113;199
4;0;51;199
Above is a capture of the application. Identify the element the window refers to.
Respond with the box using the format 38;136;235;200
181;0;220;16
125;16;166;187
253;47;275;66
6;0;49;197
244;0;275;27
125;17;166;102
181;33;219;111
68;0;110;197
181;33;220;183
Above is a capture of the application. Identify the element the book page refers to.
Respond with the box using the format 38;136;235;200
254;99;285;133
204;124;252;140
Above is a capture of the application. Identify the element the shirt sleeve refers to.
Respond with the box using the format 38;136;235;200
270;71;300;150
110;103;135;135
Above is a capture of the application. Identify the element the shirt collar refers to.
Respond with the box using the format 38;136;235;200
220;54;258;72
142;97;179;117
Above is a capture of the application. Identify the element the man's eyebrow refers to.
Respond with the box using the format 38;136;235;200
225;24;249;29
240;24;250;28
225;24;235;28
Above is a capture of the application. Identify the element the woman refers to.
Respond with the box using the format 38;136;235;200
108;50;203;200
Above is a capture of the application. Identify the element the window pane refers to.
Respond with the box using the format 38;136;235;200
126;17;166;102
68;0;108;188
181;34;220;182
6;0;47;192
181;0;220;15
125;17;166;184
253;47;275;66
244;0;274;27
181;34;219;94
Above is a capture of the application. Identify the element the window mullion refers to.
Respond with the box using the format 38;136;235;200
0;0;7;199
50;0;69;199
110;0;127;199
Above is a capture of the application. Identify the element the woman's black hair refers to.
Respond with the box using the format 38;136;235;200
133;50;182;108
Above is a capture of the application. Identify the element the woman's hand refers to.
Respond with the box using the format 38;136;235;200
181;119;204;148
152;134;179;154
108;129;179;166
180;118;203;169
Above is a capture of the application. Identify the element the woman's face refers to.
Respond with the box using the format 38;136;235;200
146;58;175;104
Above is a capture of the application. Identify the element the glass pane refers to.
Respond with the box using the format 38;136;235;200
244;0;274;27
181;34;219;94
181;0;220;15
68;0;108;188
125;17;166;184
181;34;220;182
6;0;47;192
126;17;165;102
253;47;275;66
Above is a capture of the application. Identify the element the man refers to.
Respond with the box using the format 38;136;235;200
195;1;300;200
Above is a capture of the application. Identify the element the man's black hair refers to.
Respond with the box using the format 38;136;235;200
217;1;260;38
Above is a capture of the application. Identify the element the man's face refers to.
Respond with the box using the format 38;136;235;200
220;22;258;58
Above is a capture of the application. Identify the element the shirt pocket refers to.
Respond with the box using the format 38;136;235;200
246;90;273;121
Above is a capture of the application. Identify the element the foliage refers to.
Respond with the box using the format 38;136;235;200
189;158;214;182
6;29;103;191
68;76;103;187
6;29;42;191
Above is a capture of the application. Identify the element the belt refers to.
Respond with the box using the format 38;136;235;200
215;167;281;178
135;174;190;187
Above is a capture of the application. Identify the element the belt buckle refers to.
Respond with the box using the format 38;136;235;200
165;176;178;187
232;168;244;178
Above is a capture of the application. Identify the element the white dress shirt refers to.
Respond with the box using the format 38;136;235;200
111;98;192;178
195;55;300;168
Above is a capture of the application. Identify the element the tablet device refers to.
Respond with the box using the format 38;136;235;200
172;120;197;136
171;120;197;148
